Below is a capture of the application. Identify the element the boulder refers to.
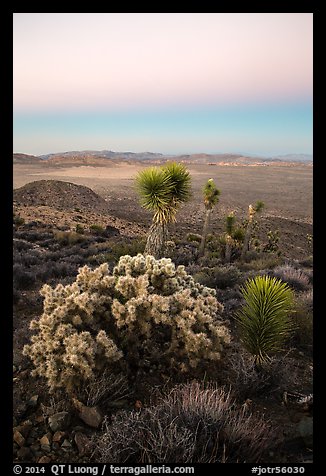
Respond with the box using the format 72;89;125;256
13;430;25;447
48;412;70;432
78;405;103;428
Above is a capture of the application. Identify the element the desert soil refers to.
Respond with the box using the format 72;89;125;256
13;162;313;260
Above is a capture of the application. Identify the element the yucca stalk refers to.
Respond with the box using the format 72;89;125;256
241;200;265;261
199;179;221;256
224;212;236;263
235;275;294;366
136;162;191;258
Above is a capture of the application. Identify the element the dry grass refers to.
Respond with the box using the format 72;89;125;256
93;381;273;463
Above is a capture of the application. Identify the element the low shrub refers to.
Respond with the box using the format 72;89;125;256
13;263;36;290
222;343;305;400
193;265;242;290
170;243;198;266
186;233;202;243
75;224;85;234
13;239;33;252
238;255;283;272
107;239;145;262
15;229;53;243
89;224;106;235
36;261;79;282
93;381;273;463
290;291;313;352
299;256;313;268
54;230;86;246
13;214;25;226
272;264;310;291
79;371;131;408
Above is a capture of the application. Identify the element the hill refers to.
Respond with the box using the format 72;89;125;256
13;180;109;213
13;153;43;164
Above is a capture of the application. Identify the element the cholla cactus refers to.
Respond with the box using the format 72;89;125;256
23;266;123;393
24;254;230;393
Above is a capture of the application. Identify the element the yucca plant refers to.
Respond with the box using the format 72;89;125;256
224;211;236;263
241;200;265;261
223;212;244;263
198;179;221;256
235;275;294;366
136;162;191;258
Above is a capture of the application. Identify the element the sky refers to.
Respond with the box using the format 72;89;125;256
13;13;313;156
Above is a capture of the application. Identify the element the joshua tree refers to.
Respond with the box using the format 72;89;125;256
241;200;264;261
136;162;191;258
198;179;221;257
224;211;236;263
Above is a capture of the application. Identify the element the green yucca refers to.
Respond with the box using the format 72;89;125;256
241;200;265;261
136;162;191;258
199;178;221;256
225;212;236;236
235;275;294;366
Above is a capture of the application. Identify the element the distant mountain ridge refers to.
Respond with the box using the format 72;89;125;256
13;150;313;165
13;153;43;164
271;154;313;162
39;150;165;161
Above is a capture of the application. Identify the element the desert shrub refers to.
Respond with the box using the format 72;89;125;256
193;265;242;290
13;263;36;290
238;254;283;272
15;229;53;243
17;249;43;267
299;256;313;268
108;239;145;261
291;307;313;352
13;214;25;226
36;261;79;282
187;233;202;243
290;291;313;352
196;255;222;268
297;289;313;313
272;264;310;291
87;253;111;265
205;234;221;252
87;239;146;265
221;344;273;399
232;227;245;242
54;230;86;246
13;239;31;252
235;275;295;365
23;254;229;393
262;230;281;255
89;224;106;235
214;287;243;314
170;243;198;266
75;224;85;234
222;343;305;400
80;371;131;408
93;381;272;463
